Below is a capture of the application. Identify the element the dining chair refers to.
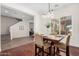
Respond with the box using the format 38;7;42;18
55;33;71;56
34;34;52;56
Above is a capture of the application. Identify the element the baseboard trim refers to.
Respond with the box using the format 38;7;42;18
1;34;10;36
70;45;79;49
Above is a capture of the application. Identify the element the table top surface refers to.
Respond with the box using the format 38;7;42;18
43;35;65;41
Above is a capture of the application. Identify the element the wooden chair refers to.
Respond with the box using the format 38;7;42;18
34;34;52;56
55;33;71;56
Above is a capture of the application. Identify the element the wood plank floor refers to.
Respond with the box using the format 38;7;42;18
1;34;34;51
69;46;79;56
0;43;35;56
0;42;79;56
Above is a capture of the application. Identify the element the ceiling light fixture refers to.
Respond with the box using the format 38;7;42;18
48;3;55;19
42;3;55;19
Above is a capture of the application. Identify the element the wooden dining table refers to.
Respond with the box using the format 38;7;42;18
43;35;65;43
43;35;65;55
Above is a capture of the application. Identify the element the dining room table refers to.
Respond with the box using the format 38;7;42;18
42;34;65;55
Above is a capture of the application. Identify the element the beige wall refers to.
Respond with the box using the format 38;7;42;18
1;15;18;35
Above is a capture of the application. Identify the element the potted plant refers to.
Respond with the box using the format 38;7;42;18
46;23;51;28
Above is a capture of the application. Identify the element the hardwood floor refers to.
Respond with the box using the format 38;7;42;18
70;46;79;56
1;35;33;51
0;42;79;56
0;43;35;56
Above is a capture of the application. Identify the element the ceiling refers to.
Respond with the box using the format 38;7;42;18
19;3;70;14
1;3;70;20
1;5;34;20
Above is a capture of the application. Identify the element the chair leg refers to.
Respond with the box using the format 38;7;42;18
49;47;51;56
35;44;37;56
38;48;42;56
42;46;44;56
66;46;70;56
53;46;55;56
56;47;60;56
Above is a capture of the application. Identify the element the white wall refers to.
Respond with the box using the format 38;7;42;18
1;16;18;35
39;16;51;35
54;4;79;47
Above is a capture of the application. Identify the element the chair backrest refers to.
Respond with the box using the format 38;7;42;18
34;34;43;46
66;33;71;46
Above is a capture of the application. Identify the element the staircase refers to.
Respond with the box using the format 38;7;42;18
10;20;29;40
